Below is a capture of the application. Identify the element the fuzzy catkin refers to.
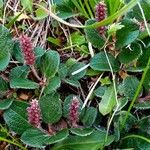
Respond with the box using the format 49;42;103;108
20;35;35;65
95;2;107;36
69;96;80;127
27;99;41;127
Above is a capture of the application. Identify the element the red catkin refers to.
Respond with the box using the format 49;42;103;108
69;96;80;127
20;35;35;65
95;2;107;36
27;99;41;127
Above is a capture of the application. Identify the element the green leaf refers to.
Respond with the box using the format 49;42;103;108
0;0;3;8
3;101;31;134
40;51;60;79
0;77;8;98
45;129;69;145
12;40;24;63
68;62;87;80
94;86;107;98
20;0;33;12
84;19;105;48
137;116;150;135
9;65;30;79
39;93;62;124
0;50;10;71
21;128;50;148
90;52;120;72
119;135;150;150
100;76;112;86
80;107;97;127
63;79;80;87
115;97;128;111
118;43;142;64
99;86;116;115
44;76;61;94
51;130;114;150
70;128;94;136
63;95;83;118
58;63;68;79
35;7;48;20
116;19;139;48
119;76;140;100
134;101;150;110
10;78;39;89
0;99;13;110
0;24;13;53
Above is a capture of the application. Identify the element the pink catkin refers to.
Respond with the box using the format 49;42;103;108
69;96;80;127
27;99;41;127
95;2;107;36
20;35;35;65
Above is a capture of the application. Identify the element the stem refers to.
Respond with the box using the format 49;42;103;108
121;57;150;129
82;73;103;109
30;65;42;82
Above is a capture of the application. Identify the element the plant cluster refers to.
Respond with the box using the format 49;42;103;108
0;0;150;149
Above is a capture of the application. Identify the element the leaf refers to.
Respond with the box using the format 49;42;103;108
134;101;150;110
115;97;128;111
20;0;33;12
58;63;68;79
90;52;120;72
45;129;69;144
0;77;8;98
119;76;140;100
99;86;116;115
3;101;32;134
21;128;50;148
44;76;61;94
70;128;94;136
0;24;13;53
9;65;30;79
80;107;97;127
10;78;39;89
63;79;80;87
12;40;24;63
137;116;150;135
94;86;107;98
0;0;3;8
51;130;115;150
39;93;62;124
63;95;83;118
68;62;87;80
0;99;13;110
84;19;105;48
116;19;139;48
40;51;60;79
35;7;48;20
0;50;10;71
119;135;150;150
118;43;142;64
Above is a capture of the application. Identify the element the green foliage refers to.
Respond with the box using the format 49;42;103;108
39;93;62;124
3;101;31;134
90;52;120;72
51;130;114;150
118;43;142;64
40;50;60;79
119;76;140;100
10;78;39;89
85;19;105;48
0;99;13;110
134;101;150;110
20;0;33;12
116;19;139;48
44;76;61;94
99;86;116;115
80;107;97;127
0;77;8;98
